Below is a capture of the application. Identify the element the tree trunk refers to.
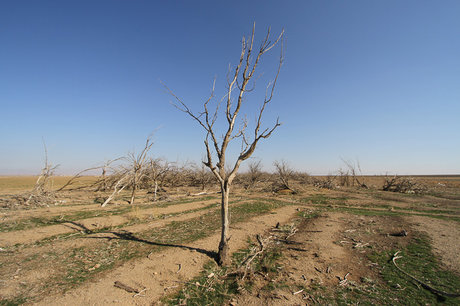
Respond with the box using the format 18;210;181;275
217;181;230;266
130;187;136;205
153;181;158;202
130;176;136;205
102;168;107;191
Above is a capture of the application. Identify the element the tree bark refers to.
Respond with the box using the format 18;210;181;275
102;167;107;191
153;181;158;202
217;181;230;265
130;176;136;205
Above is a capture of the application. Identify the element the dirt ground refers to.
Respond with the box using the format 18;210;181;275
0;175;459;305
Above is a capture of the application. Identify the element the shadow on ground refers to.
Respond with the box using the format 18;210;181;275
86;230;219;262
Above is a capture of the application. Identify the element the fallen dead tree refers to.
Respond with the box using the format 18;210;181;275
100;136;154;207
383;175;427;194
312;175;336;190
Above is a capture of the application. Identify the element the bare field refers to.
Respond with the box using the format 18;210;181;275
0;176;459;305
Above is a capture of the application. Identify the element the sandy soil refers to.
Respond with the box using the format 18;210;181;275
1;176;459;305
0;199;218;247
37;205;301;305
235;211;416;305
408;215;460;274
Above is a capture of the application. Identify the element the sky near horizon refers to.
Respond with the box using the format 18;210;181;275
1;1;459;175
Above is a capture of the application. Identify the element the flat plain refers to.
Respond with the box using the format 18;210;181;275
0;175;459;305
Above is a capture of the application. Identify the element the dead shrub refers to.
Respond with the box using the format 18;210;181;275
382;175;427;194
312;176;336;190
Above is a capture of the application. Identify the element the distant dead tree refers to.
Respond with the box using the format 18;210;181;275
96;158;123;191
295;171;311;185
26;141;59;205
341;158;367;188
273;160;296;193
165;24;284;265
337;167;351;187
192;162;214;191
57;157;125;192
127;137;153;205
162;162;190;188
56;166;102;192
382;175;426;194
244;160;263;190
312;174;336;190
145;158;172;201
101;136;153;207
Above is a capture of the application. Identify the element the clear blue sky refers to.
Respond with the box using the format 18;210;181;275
1;1;459;175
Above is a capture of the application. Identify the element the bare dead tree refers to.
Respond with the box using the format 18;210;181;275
273;160;296;193
312;174;336;190
146;158;171;201
96;158;124;191
26;141;59;205
295;171;311;185
190;162;214;191
243;160;263;190
166;24;284;265
127;137;154;205
101;137;153;207
382;175;426;194
162;161;190;188
57;157;124;192
341;158;367;188
56;166;102;192
101;170;130;207
337;168;350;187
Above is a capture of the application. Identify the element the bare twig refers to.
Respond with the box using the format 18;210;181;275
114;281;139;293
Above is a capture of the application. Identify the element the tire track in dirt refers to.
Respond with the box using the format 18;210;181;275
36;205;301;306
0;199;218;247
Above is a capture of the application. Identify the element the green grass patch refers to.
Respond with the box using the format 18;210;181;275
366;234;460;305
301;194;330;205
304;233;460;304
0;297;29;306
